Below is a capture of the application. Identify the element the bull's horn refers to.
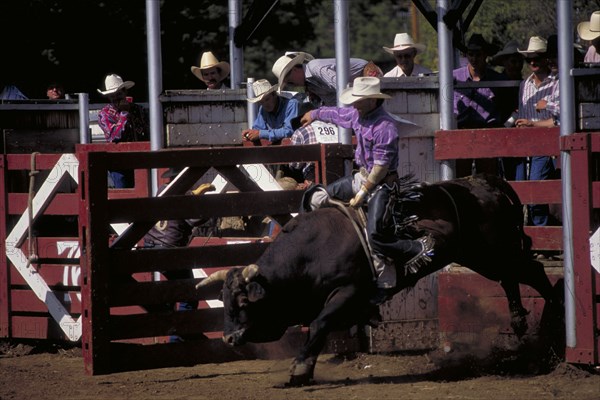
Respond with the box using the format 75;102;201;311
242;264;260;282
195;269;228;289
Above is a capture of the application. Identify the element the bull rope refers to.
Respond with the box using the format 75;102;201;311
327;199;377;281
25;152;41;269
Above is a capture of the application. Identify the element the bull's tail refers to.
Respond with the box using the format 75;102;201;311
485;174;533;255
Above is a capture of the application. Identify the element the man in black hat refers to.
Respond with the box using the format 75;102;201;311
452;33;506;176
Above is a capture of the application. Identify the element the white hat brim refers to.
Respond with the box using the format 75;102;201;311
247;84;279;103
578;21;600;41
191;61;231;82
97;81;135;96
383;43;425;55
339;87;391;105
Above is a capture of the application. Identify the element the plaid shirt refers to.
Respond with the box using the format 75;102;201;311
98;103;149;143
289;124;318;179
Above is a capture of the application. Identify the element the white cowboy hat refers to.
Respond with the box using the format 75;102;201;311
247;79;279;103
578;11;600;41
518;36;547;56
272;53;308;92
191;51;231;82
97;74;135;96
383;33;426;54
339;77;391;105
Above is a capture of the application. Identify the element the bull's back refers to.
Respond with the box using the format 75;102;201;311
256;208;370;293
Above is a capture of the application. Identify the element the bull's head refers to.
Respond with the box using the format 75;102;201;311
197;264;269;346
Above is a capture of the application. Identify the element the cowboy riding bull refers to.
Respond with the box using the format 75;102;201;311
197;173;558;386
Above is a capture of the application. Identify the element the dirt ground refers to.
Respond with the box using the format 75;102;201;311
1;339;599;400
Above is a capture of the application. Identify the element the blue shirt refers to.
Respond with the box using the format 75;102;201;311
312;105;399;172
453;66;505;128
253;96;299;142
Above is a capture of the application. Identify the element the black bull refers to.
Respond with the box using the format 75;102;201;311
198;174;558;386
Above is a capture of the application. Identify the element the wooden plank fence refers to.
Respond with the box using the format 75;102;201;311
77;143;353;375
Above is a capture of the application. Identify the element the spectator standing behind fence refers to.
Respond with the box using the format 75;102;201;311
578;11;600;63
513;36;558;227
383;33;432;77
452;33;504;176
46;82;65;100
272;52;368;107
241;79;299;143
97;73;149;188
191;51;230;90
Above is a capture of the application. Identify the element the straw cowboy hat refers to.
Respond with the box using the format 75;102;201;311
247;79;278;103
518;36;548;56
339;77;391;105
578;11;600;41
272;52;309;91
97;74;135;96
383;33;426;54
491;40;522;65
191;51;230;82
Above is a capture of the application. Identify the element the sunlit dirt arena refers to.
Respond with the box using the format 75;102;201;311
1;340;598;400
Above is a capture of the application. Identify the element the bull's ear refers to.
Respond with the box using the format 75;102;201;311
218;290;224;302
246;282;265;302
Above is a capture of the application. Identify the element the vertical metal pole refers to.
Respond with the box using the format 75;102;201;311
229;0;243;89
246;77;257;129
557;0;576;349
146;0;163;197
78;93;90;144
437;0;456;181
334;0;352;146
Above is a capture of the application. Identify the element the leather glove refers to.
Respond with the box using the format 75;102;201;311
349;185;369;208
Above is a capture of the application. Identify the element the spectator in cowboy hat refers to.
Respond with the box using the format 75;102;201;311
511;35;558;227
272;52;367;107
578;10;600;63
452;33;504;177
383;33;432;77
191;51;230;90
492;40;524;80
97;73;149;188
241;79;299;143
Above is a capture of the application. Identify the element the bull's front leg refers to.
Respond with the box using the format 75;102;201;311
287;286;358;386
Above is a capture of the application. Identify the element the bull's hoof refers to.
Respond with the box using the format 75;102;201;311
511;313;529;338
286;374;314;387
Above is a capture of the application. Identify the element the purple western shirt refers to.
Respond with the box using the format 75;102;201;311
453;66;504;128
311;105;399;172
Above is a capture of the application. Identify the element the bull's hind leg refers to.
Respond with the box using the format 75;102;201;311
501;258;557;338
516;259;556;303
499;278;530;337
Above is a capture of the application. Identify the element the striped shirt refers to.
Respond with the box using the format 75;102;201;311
517;73;559;121
305;58;368;106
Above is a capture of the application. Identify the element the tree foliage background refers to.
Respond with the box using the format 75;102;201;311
1;0;599;102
